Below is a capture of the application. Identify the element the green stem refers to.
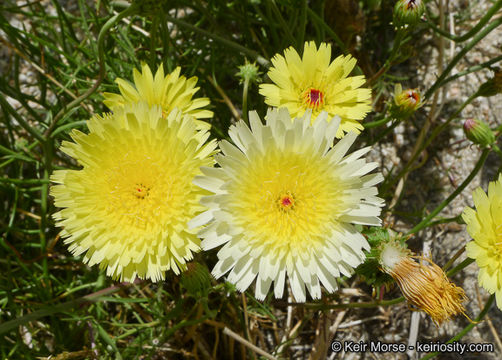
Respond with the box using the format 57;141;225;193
0;93;45;144
442;246;465;272
298;0;307;48
425;0;502;42
446;258;475;278
164;14;269;68
364;117;392;129
388;91;479;191
492;144;502;159
47;4;138;134
242;77;250;125
268;0;296;47
424;17;502;100
426;214;463;229
364;29;406;86
407;148;490;235
419;294;495;360
439;55;502;88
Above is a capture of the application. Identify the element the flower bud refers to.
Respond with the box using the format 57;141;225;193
463;118;495;148
477;70;502;97
236;60;261;84
393;0;425;27
378;240;468;326
390;84;421;119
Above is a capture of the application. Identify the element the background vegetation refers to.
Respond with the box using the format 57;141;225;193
1;0;501;359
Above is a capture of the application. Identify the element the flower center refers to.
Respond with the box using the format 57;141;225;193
277;192;295;211
406;0;419;9
302;88;325;110
407;90;419;104
133;183;150;199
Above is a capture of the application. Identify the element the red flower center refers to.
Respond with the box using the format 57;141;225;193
407;91;419;104
303;88;325;110
278;193;295;211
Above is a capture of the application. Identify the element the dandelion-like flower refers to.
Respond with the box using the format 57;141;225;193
103;63;212;129
462;174;502;309
51;102;216;282
259;41;372;138
191;108;384;302
379;240;468;326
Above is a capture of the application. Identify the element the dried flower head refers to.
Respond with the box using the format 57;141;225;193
379;240;468;326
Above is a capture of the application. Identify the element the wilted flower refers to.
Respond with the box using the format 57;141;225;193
191;108;384;302
379;240;468;325
51;103;216;282
463;118;495;148
462;174;502;310
103;63;212;129
259;41;372;138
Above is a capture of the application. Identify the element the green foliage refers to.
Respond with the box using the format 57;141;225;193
1;0;501;358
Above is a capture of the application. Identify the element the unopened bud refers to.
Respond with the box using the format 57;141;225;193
463;118;495;148
393;0;425;27
477;70;502;97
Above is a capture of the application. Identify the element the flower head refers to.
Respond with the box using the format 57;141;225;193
379;240;468;326
103;63;212;129
259;41;372;138
191;108;383;302
390;84;422;119
462;174;502;310
51;102;216;282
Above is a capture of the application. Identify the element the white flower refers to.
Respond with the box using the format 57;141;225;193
191;108;384;302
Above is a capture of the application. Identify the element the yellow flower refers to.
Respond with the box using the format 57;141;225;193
379;240;468;326
462;174;502;309
103;63;212;130
51;102;216;282
390;84;422;119
259;41;372;138
190;108;384;302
